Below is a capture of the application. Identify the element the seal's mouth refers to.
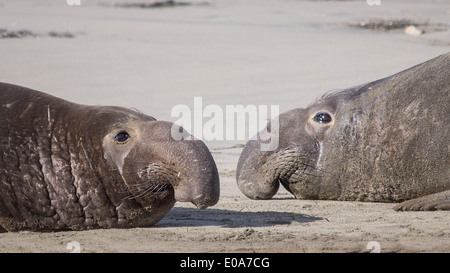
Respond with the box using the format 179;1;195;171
237;144;320;200
125;182;174;200
127;156;219;209
263;147;314;181
121;163;178;201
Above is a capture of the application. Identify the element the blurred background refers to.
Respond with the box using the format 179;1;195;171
0;0;448;138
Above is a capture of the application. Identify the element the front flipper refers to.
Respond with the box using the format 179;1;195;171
394;190;450;211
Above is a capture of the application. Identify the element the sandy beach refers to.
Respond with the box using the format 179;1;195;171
0;0;449;252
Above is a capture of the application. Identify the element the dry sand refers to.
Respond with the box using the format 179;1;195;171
0;0;449;252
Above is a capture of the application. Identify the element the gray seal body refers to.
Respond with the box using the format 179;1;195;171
237;53;450;211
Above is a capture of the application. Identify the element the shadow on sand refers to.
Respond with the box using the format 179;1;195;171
155;206;322;228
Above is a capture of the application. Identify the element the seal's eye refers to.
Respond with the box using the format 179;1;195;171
313;112;332;124
114;130;130;143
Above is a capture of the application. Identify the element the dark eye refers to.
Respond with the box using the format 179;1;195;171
313;112;332;124
114;130;130;143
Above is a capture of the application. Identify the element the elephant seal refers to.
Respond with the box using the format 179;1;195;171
237;53;450;211
0;83;219;231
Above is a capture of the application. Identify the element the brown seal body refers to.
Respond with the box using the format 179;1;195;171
0;83;219;231
237;53;450;211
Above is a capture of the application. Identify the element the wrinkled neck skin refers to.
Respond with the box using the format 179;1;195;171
300;82;383;200
0;89;119;230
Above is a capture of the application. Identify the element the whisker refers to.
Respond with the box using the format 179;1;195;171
122;182;172;201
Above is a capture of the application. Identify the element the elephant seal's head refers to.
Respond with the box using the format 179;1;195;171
99;108;220;226
235;96;339;200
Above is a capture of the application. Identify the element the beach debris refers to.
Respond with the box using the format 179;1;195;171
0;29;36;39
354;19;417;32
0;29;75;39
404;25;424;36
114;0;208;8
348;19;447;35
48;31;75;38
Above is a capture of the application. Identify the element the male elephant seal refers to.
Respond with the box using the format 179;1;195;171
0;83;219;231
237;53;449;211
